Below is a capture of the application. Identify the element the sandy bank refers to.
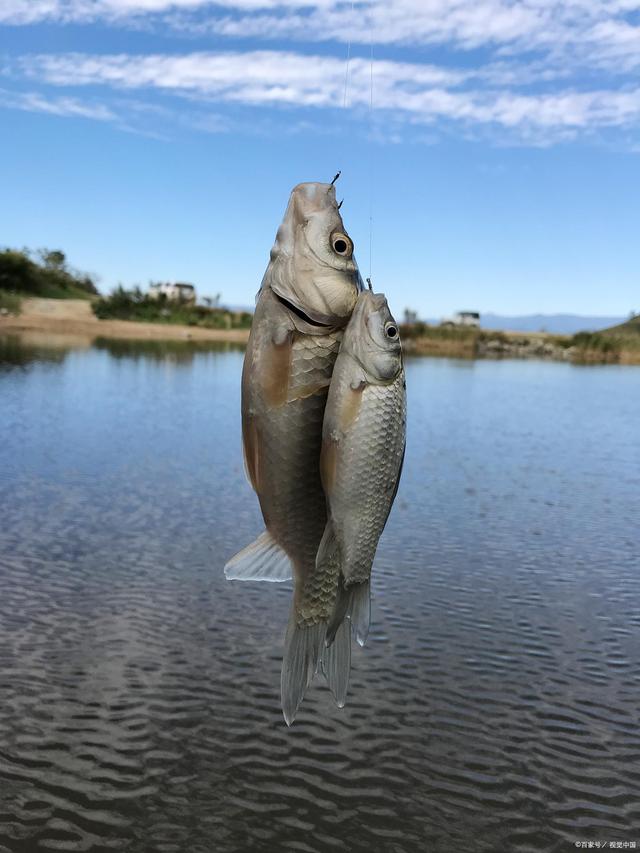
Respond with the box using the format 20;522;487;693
0;298;250;345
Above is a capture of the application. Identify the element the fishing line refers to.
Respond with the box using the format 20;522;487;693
340;1;375;287
368;34;374;283
343;0;355;111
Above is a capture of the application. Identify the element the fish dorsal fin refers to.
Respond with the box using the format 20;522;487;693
224;530;292;582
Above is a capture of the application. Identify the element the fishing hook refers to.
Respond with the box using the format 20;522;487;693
366;277;373;291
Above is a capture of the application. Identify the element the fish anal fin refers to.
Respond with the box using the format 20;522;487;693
224;530;292;582
321;614;351;708
350;581;371;647
327;577;371;648
326;574;351;648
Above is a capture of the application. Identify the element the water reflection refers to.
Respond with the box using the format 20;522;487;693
0;333;70;368
94;336;246;363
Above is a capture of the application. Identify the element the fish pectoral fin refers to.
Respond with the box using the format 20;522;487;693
321;614;351;708
242;415;261;493
261;330;293;407
224;530;293;582
281;612;326;726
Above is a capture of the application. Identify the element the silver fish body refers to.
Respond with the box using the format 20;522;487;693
317;291;406;669
224;182;361;724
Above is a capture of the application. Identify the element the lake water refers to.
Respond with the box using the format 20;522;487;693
1;333;639;853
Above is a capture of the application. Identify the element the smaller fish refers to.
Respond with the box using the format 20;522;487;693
316;290;406;700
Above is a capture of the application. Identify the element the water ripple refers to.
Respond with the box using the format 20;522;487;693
1;344;639;852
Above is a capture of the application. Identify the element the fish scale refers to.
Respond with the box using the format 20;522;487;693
225;180;362;724
259;327;343;603
337;377;407;584
318;290;407;660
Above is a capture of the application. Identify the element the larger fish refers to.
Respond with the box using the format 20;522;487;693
224;182;362;724
317;290;406;696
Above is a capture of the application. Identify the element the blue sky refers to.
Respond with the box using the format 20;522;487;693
1;1;639;318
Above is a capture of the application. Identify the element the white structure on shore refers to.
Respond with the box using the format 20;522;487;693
442;311;480;328
149;282;196;304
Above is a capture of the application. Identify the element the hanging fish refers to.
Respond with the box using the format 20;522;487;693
316;290;406;697
224;181;362;724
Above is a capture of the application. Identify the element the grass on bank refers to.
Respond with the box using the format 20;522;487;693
399;322;572;357
93;286;253;330
0;248;98;305
400;319;640;364
0;289;22;315
572;316;640;364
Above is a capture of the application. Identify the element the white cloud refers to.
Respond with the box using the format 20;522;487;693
3;1;640;147
15;50;640;141
3;1;640;82
0;86;118;120
0;0;325;23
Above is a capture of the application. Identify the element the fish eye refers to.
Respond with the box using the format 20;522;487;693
331;232;352;257
385;324;398;339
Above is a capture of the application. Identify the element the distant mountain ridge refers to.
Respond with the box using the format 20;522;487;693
426;314;627;334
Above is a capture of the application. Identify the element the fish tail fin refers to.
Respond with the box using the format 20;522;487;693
224;530;292;582
281;609;326;726
321;613;351;708
327;577;371;648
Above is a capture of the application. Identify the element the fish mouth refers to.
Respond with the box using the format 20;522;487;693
274;293;334;328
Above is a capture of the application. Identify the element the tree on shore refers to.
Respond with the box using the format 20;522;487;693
0;247;98;298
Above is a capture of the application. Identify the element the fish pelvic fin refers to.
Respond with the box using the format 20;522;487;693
327;577;371;648
321;613;351;708
281;610;326;726
224;531;292;582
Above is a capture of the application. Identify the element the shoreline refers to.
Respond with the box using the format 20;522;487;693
0;297;250;345
2;298;639;364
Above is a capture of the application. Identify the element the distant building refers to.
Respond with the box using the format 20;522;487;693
441;311;480;328
149;282;196;304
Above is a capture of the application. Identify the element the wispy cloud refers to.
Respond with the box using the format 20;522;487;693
14;50;640;144
0;86;118;120
2;0;640;76
0;83;232;140
3;1;640;147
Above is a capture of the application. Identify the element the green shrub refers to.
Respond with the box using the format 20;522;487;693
93;286;252;329
0;248;98;299
0;289;22;314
